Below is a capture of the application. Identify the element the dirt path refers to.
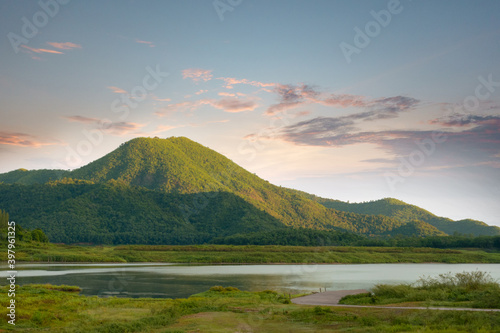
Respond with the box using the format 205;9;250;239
292;290;500;312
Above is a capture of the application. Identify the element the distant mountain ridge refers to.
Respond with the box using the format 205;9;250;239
0;137;498;244
296;193;499;236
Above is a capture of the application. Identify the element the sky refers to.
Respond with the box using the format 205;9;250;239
1;0;500;226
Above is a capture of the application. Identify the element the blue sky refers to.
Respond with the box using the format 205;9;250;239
1;0;500;226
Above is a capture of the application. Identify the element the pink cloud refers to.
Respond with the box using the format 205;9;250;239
218;77;276;89
21;45;63;54
210;98;258;113
104;121;146;136
47;42;82;50
295;111;311;117
150;94;171;102
155;124;182;132
218;92;235;97
0;132;58;147
265;84;418;116
63;115;100;124
62;115;146;136
135;39;155;47
155;100;209;117
182;68;213;82
107;86;128;94
138;120;229;137
155;97;258;116
195;89;208;95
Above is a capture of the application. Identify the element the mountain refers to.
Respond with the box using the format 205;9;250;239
0;137;498;244
0;168;69;185
0;180;286;244
300;195;500;236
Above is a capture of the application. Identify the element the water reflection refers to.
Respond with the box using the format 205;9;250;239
1;263;499;299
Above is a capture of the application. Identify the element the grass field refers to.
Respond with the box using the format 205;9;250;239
5;242;500;264
1;284;500;332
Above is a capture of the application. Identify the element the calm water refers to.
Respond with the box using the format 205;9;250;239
2;263;499;299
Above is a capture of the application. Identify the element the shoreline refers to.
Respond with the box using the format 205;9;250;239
7;260;500;265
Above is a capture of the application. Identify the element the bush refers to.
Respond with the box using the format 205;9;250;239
417;270;497;291
373;284;413;298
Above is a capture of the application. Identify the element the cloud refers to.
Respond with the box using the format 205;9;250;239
0;132;58;147
135;39;155;47
154;124;182;132
218;77;276;89
107;86;127;94
296;110;311;116
20;43;81;60
210;98;258;113
272;112;500;170
137;120;229;137
195;89;208;95
182;68;213;82
361;158;396;164
63;115;100;124
265;84;364;115
104;121;146;136
265;84;419;116
151;95;171;102
430;113;500;127
279;117;357;145
219;92;235;97
155;100;209;116
155;97;258;116
47;42;82;50
62;115;146;136
21;45;63;54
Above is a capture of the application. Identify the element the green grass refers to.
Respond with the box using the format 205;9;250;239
1;284;500;332
340;271;500;309
3;242;500;264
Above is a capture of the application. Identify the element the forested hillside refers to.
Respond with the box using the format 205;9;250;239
301;195;500;236
0;209;49;243
0;169;69;185
0;137;498;244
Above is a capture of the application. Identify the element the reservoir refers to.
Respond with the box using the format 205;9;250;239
2;263;499;299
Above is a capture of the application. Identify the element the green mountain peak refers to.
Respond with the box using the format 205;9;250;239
1;137;498;244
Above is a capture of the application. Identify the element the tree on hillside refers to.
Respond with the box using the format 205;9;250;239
0;209;8;226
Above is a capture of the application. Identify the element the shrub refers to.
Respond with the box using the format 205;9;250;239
373;284;413;298
417;270;497;291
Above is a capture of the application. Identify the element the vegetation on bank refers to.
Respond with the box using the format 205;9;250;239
340;271;500;309
213;229;500;249
1;283;500;332
0;209;49;243
3;242;500;263
1;214;499;264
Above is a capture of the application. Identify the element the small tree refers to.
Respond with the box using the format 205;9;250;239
30;229;49;243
